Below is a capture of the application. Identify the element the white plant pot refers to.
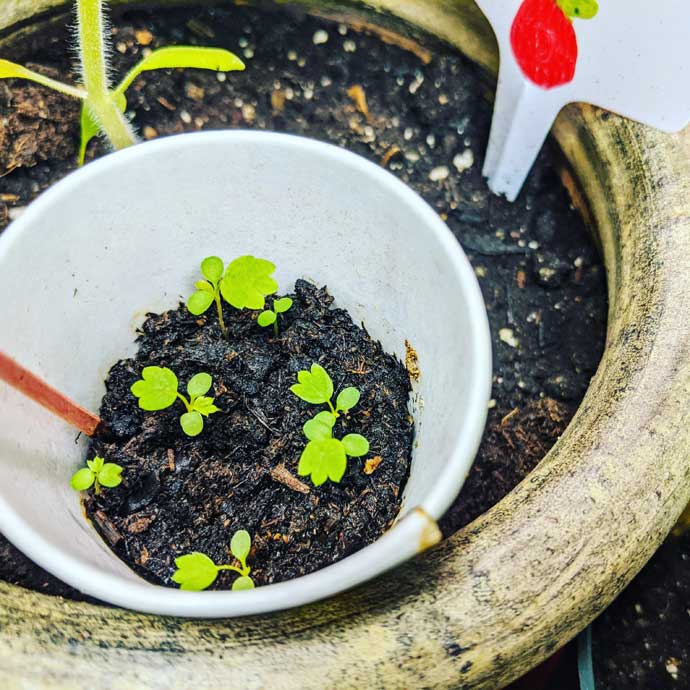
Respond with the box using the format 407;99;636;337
0;131;491;617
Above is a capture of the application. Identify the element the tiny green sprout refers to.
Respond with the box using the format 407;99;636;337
70;455;123;494
131;366;220;437
172;530;255;591
0;0;245;164
290;363;361;419
188;256;228;337
298;412;369;486
258;297;293;337
220;256;279;310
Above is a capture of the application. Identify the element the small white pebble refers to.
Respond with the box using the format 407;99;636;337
285;87;295;100
239;37;249;48
634;603;643;615
426;134;436;148
488;399;497;409
475;266;487;278
438;94;449;105
313;30;329;45
287;50;298;61
338;24;348;36
665;659;679;680
320;75;332;87
303;87;314;100
499;328;519;348
518;239;526;248
429;166;449;182
116;41;127;54
574;256;584;268
243;47;254;59
363;125;375;141
404;151;420;163
216;72;226;83
297;57;306;68
343;39;357;52
528;240;540;250
453;148;474;173
8;206;26;221
234;98;244;108
409;73;424;95
403;127;414;141
180;110;192;124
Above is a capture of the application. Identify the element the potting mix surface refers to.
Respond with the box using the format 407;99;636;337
82;280;413;587
0;0;609;633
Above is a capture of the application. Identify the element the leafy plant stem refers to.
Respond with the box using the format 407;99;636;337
273;319;279;338
217;564;248;576
215;293;228;338
77;0;137;150
176;392;192;412
327;399;337;416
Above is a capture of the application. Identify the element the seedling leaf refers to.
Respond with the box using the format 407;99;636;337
188;289;215;315
232;575;255;591
298;438;347;486
180;411;204;437
303;411;336;442
273;297;293;314
70;467;95;491
131;366;179;410
290;363;333;405
257;310;277;327
187;372;212;398
336;387;360;412
342;434;370;458
230;530;251;562
220;255;278;310
195;280;214;292
201;256;224;284
192;396;220;416
97;463;123;488
172;552;219;591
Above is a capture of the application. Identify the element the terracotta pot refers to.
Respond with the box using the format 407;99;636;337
1;1;690;688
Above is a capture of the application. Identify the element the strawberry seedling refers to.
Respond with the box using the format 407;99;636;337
70;455;123;494
172;530;255;591
187;256;228;337
0;0;244;164
298;412;369;486
290;363;360;419
131;366;220;437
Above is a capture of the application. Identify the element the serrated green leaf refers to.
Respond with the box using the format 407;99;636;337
187;372;212;398
290;363;334;405
172;552;219;591
201;256;224;284
273;297;293;314
336;387;360;412
180;411;204;437
232;575;255;591
220;255;278;310
230;530;251;562
298;438;347;486
131;366;179;410
342;434;370;458
97;463;123;488
91;456;105;472
188;289;215;315
70;467;95;492
192;396;220;417
257;310;276;327
115;47;245;96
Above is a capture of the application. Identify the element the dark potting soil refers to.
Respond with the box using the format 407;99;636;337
0;4;607;603
83;280;413;588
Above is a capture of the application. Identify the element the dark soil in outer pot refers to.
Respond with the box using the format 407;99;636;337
0;3;607;600
85;281;413;588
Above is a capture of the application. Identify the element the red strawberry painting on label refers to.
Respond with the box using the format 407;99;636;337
510;0;598;89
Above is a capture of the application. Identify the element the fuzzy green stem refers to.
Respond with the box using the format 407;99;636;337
77;0;137;149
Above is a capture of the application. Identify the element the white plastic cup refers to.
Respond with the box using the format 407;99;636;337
0;131;491;617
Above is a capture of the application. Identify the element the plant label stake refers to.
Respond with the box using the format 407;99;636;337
474;0;690;200
0;351;101;435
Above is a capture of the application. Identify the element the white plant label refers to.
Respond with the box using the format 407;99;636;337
474;0;690;200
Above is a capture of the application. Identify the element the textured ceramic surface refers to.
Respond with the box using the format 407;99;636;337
0;1;689;688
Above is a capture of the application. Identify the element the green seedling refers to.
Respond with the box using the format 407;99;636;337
0;0;245;165
131;366;220;437
70;455;123;494
172;530;255;591
290;363;361;419
299;411;369;486
188;256;228;337
257;297;293;336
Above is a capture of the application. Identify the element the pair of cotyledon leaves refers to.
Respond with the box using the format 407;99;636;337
188;255;279;316
172;530;254;592
131;367;219;437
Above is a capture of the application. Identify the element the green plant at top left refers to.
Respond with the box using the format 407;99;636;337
0;0;245;164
